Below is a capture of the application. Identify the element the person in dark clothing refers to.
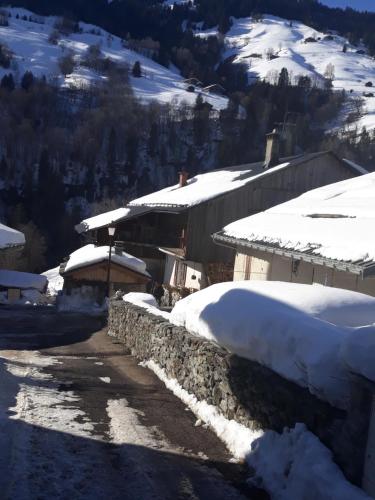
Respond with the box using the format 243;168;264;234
153;281;164;305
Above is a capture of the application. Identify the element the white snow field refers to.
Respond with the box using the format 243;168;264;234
0;7;227;110
223;171;375;264
0;222;25;249
64;244;150;277
170;280;375;408
197;15;375;130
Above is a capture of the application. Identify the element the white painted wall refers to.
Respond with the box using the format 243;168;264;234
185;261;205;290
163;255;176;286
233;250;375;296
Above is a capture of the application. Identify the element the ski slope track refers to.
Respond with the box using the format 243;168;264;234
0;7;227;110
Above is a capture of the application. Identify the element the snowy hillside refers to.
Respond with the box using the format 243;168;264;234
198;15;375;130
0;7;227;109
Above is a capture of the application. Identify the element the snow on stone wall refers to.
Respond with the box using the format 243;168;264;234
108;299;370;485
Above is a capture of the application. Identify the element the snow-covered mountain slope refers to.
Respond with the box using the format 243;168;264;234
198;15;375;130
0;7;227;109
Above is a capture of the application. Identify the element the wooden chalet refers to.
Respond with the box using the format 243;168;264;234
60;244;150;304
76;130;365;292
213;172;375;296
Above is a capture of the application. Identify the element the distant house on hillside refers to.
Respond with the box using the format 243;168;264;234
213;172;375;296
59;244;150;309
76;130;365;293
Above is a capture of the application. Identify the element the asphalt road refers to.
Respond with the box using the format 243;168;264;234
0;306;266;500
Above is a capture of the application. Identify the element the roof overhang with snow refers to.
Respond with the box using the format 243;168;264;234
77;150;366;235
0;223;25;250
213;232;375;279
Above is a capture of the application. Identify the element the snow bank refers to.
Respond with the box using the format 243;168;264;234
64;244;149;277
42;267;64;296
247;424;370;500
199;281;375;328
143;360;262;459
123;292;170;320
0;222;25;249
170;281;353;408
57;286;107;313
340;326;375;382
145;360;369;500
0;270;47;291
223;172;375;264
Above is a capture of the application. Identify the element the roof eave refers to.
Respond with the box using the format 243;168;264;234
212;231;375;278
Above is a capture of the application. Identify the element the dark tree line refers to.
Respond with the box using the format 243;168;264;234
0;64;356;269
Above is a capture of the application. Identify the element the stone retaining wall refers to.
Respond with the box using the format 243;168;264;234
109;299;370;484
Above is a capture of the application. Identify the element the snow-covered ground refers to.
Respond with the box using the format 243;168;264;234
42;266;64;297
196;15;375;130
0;7;227;110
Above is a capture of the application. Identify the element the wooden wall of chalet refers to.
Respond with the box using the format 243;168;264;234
186;153;358;263
65;261;149;285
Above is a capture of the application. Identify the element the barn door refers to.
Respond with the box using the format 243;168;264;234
363;394;375;497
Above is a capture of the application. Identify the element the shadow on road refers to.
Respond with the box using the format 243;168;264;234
0;305;106;350
0;355;267;500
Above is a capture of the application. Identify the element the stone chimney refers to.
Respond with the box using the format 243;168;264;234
264;129;280;169
282;124;296;157
179;169;189;187
114;241;124;256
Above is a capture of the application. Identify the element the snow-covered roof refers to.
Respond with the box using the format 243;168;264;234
130;152;350;209
0;223;25;250
75;206;149;234
0;270;47;291
217;172;375;274
62;244;150;277
128;161;287;208
76;151;362;233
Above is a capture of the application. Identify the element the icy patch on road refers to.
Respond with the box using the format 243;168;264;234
2;350;94;437
141;360;262;460
107;398;168;449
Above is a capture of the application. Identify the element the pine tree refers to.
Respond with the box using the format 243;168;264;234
278;67;290;88
0;155;8;178
132;61;142;78
0;73;14;91
21;71;35;91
